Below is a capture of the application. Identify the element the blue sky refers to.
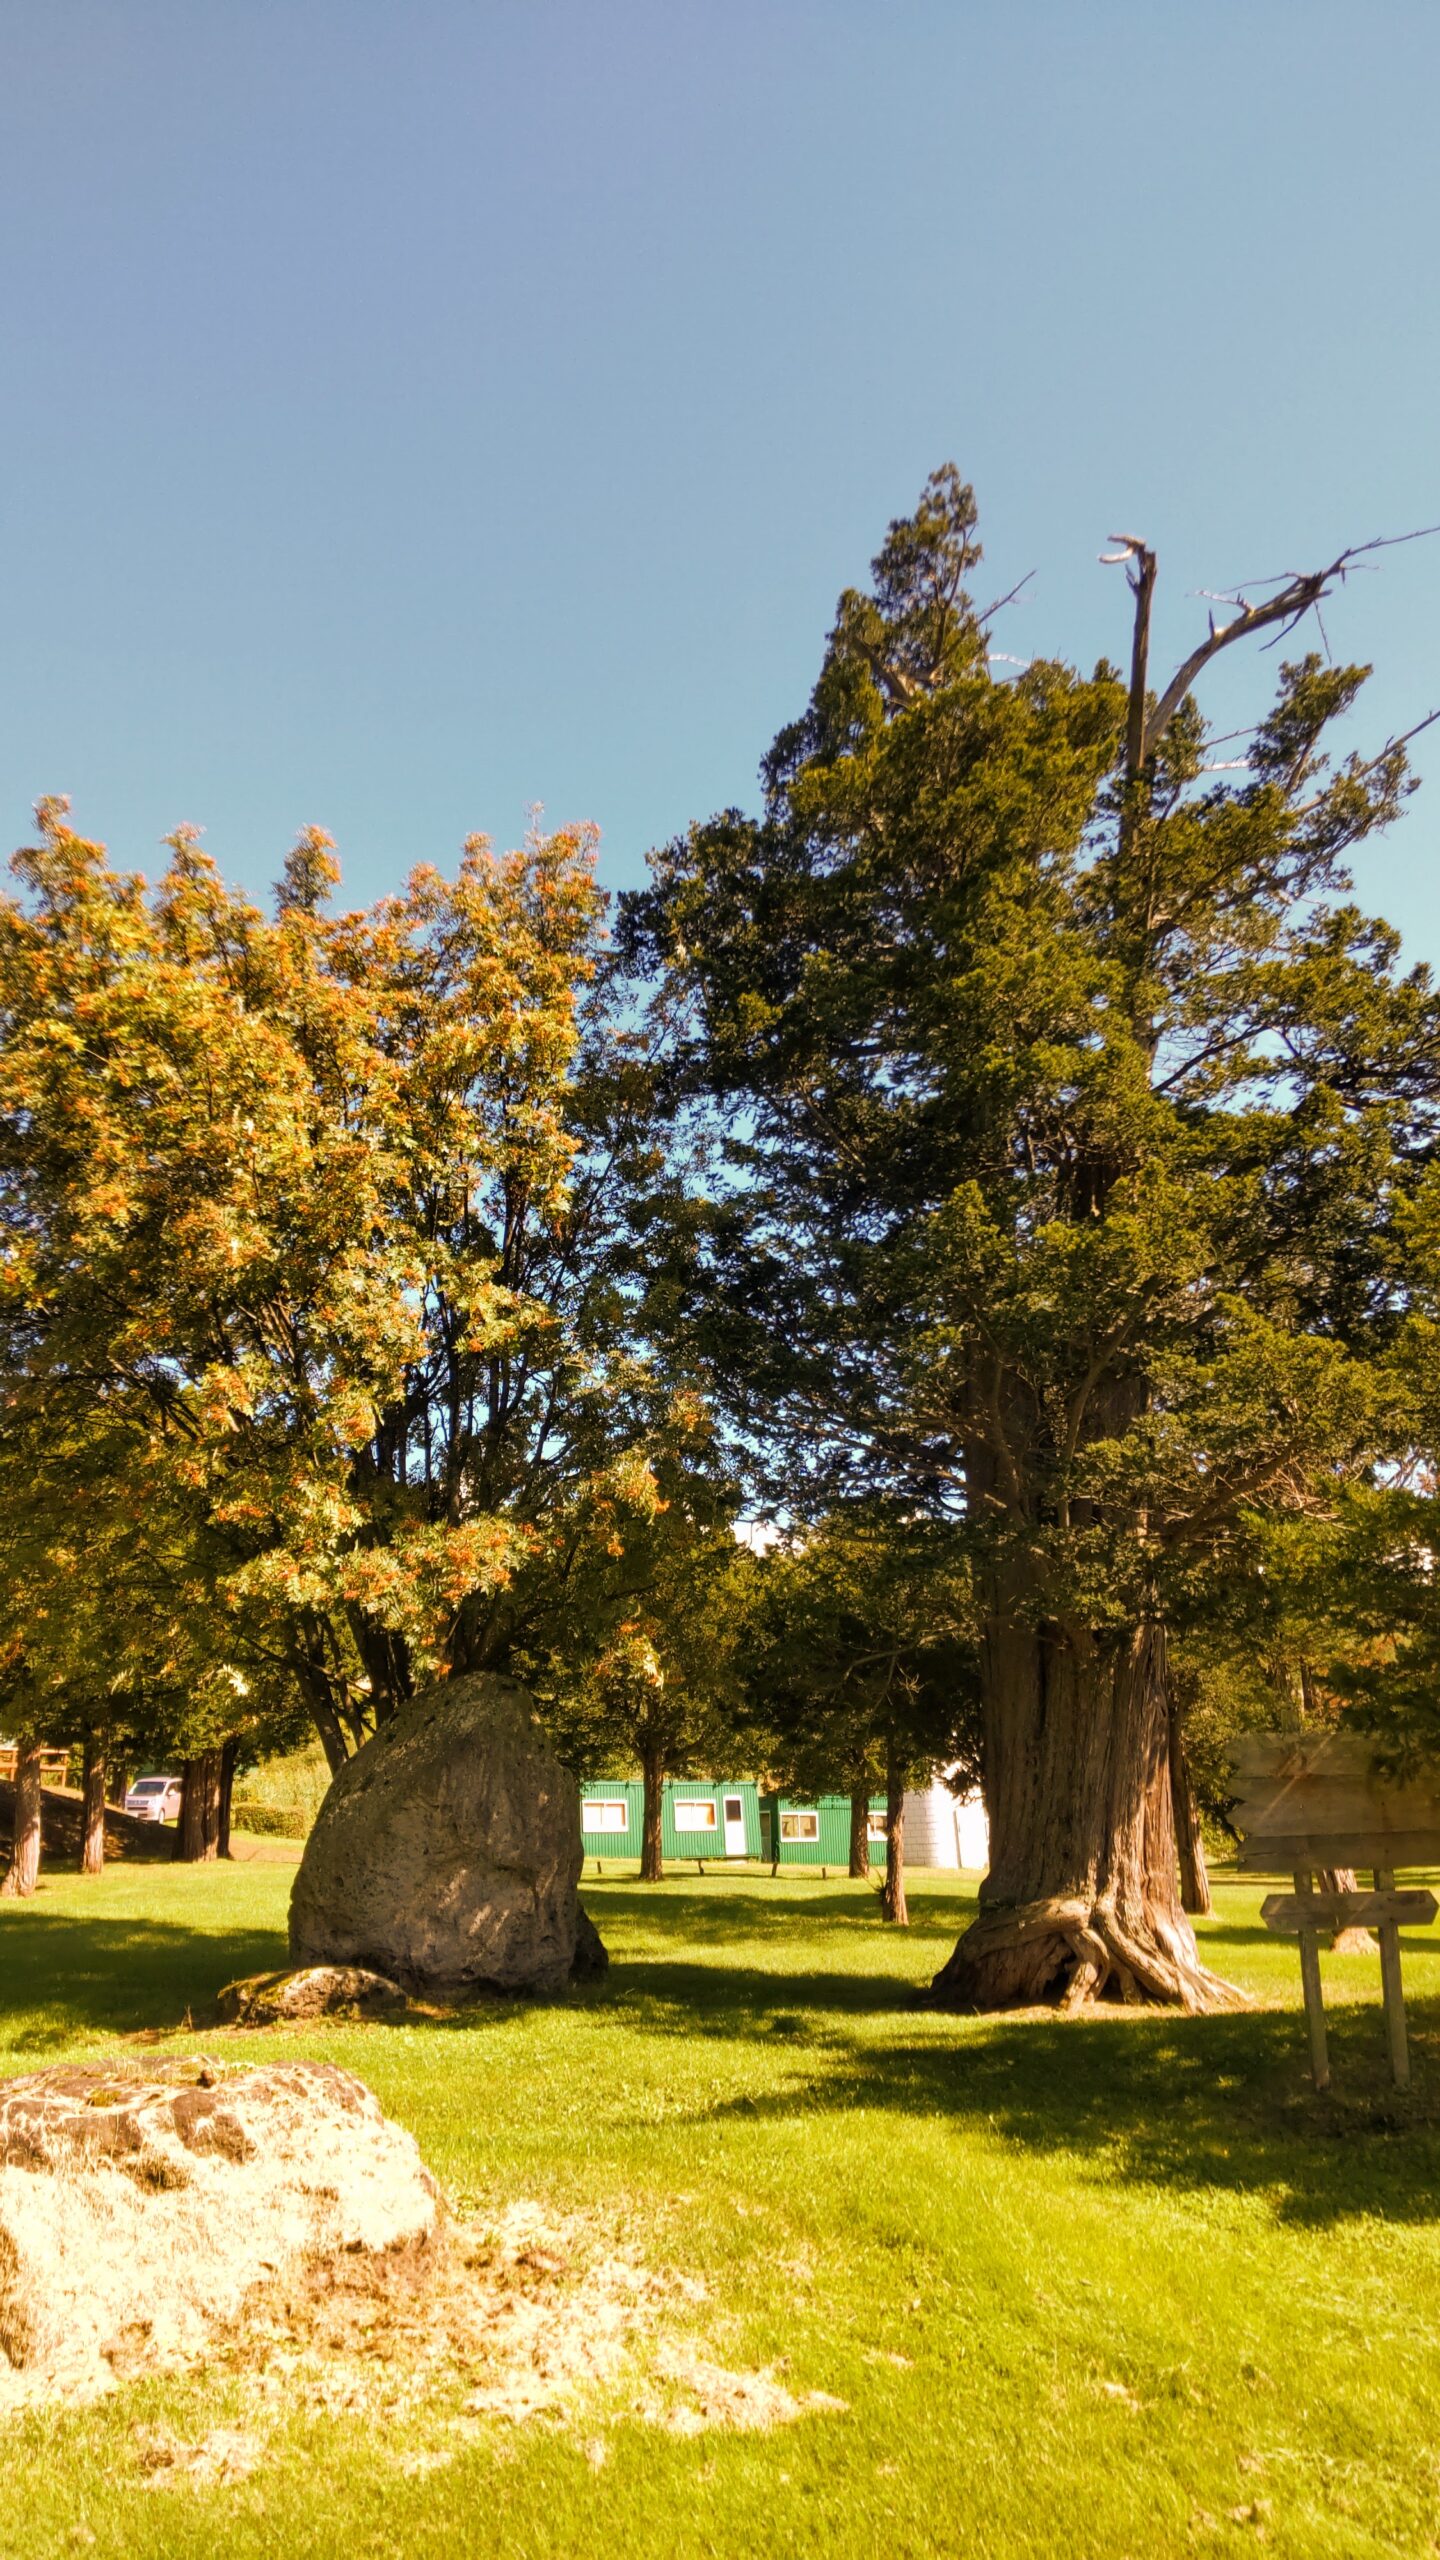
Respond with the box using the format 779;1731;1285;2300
3;2;1437;951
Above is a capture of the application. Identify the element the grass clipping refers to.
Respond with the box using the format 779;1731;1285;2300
218;2198;848;2465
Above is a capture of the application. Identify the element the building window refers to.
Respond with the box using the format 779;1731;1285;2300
867;1813;888;1842
674;1800;718;1833
780;1809;820;1842
583;1800;629;1833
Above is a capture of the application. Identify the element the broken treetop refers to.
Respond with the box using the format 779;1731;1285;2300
1229;1734;1440;1876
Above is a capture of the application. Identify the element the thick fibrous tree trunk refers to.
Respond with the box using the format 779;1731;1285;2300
218;1737;240;1861
1317;1866;1377;1955
879;1746;907;1925
1167;1699;1211;1918
931;1617;1244;2013
175;1752;223;1863
79;1731;107;1876
2;1742;44;1899
639;1749;665;1882
848;1784;871;1881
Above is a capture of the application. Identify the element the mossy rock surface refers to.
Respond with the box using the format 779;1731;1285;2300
215;1964;410;2024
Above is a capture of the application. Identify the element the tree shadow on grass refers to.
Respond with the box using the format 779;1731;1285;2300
0;1913;290;2052
613;1960;1440;2230
587;1884;977;1946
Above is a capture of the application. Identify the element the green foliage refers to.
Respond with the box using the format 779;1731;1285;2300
230;1743;332;1839
540;1496;752;1785
730;1514;980;1797
623;472;1439;1892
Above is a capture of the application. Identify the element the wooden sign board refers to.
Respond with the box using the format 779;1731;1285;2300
1229;1733;1440;1876
1229;1733;1440;2093
1261;1887;1437;1934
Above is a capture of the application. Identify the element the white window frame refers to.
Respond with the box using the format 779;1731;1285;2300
582;1799;630;1834
673;1800;718;1833
780;1809;820;1843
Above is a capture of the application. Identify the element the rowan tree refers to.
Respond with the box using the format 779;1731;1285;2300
0;807;701;1776
624;467;1439;2010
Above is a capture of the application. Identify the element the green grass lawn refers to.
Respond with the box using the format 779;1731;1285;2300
4;1862;1440;2560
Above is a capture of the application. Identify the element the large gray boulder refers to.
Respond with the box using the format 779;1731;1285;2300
288;1673;605;1998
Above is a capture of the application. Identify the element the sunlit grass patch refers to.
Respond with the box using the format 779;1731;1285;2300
3;1865;1440;2558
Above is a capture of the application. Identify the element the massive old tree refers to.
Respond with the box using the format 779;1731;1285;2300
624;468;1440;2010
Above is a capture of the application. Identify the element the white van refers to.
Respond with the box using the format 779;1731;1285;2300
124;1774;183;1824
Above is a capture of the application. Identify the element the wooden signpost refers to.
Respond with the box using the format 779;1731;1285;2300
1229;1735;1440;2092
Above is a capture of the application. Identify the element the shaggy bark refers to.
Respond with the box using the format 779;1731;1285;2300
79;1731;107;1877
848;1784;871;1881
1167;1697;1211;1917
931;1614;1244;2013
879;1746;907;1925
2;1742;44;1899
639;1747;665;1882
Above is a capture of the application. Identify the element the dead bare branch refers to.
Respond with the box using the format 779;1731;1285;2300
975;570;1036;628
1106;523;1440;767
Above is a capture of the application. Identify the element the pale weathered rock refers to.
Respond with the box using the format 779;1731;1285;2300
216;1964;410;2025
0;2057;437;2406
288;1672;606;1998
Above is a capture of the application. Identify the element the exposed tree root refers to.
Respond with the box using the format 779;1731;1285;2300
928;1894;1249;2015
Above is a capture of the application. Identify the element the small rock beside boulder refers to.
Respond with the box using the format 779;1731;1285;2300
216;1965;410;2025
288;1673;607;2000
0;2058;437;2407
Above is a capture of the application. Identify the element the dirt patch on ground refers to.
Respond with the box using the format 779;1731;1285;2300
117;2198;847;2486
220;2199;845;2452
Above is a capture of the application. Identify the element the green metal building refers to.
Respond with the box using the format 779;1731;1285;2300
580;1778;763;1862
760;1792;889;1869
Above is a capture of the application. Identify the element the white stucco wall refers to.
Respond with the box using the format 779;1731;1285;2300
901;1776;989;1872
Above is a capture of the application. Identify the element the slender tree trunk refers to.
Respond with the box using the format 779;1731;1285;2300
879;1744;907;1925
201;1750;222;1858
640;1749;665;1882
2;1741;44;1899
175;1751;223;1863
848;1783;871;1880
80;1729;108;1876
217;1737;240;1860
1167;1696;1211;1917
310;1704;351;1776
292;1634;353;1774
931;1613;1244;2013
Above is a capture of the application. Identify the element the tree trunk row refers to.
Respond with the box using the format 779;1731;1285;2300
2;1733;247;1896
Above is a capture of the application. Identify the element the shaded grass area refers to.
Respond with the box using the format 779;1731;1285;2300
4;1865;1440;2558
